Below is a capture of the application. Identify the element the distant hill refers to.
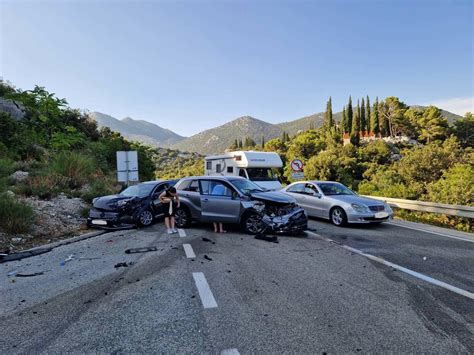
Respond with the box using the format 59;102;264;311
171;116;282;155
90;112;185;147
92;107;463;154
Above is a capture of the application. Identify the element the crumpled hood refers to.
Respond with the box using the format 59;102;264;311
250;191;296;204
93;194;138;210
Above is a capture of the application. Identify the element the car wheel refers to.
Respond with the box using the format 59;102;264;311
330;207;347;227
138;209;154;227
175;207;191;228
242;213;265;235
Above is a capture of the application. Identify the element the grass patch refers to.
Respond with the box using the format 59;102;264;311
49;151;96;188
15;173;70;200
396;209;473;233
0;194;35;234
81;179;119;203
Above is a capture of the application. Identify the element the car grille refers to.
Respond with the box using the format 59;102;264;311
368;205;384;212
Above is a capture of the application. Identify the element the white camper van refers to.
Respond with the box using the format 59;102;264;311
204;151;283;190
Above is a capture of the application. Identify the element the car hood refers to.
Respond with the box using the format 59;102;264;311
250;191;296;204
328;194;385;206
93;194;139;210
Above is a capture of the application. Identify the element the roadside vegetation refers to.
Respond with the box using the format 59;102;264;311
227;97;474;232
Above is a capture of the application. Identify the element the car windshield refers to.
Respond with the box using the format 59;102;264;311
316;183;355;196
230;178;265;195
120;184;155;198
246;168;279;181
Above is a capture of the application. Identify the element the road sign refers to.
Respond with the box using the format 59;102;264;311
291;172;305;180
117;151;139;183
290;159;304;172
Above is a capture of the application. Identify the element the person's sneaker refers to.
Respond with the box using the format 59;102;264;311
172;228;178;233
167;229;173;234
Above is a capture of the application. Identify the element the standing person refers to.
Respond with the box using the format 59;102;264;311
160;186;180;234
213;222;226;234
211;183;226;233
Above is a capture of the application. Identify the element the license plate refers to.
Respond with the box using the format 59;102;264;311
92;219;108;225
375;212;389;219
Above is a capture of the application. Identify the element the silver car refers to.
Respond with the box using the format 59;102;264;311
282;181;393;226
174;176;307;234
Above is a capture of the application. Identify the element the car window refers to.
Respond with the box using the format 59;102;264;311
317;183;355;196
120;184;155;198
153;183;167;195
287;183;305;194
304;184;318;195
181;179;199;192
200;180;233;197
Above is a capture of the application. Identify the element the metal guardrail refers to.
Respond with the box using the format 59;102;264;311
363;196;474;219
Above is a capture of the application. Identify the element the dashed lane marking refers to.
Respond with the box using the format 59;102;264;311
183;244;196;258
306;231;474;300
178;228;186;238
192;272;218;309
221;349;240;355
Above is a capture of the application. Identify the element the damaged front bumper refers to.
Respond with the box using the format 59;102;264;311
87;208;136;229
261;208;308;235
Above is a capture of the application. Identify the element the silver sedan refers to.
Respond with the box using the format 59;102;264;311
282;181;393;226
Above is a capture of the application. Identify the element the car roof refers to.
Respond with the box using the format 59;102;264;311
180;176;247;181
289;180;342;185
141;179;178;185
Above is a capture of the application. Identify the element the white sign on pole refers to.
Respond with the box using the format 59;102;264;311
291;172;305;180
116;151;139;183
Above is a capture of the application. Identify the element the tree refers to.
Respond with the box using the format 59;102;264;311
426;163;474;206
378;97;407;137
309;121;315;130
360;97;366;133
324;96;333;128
417;106;449;143
366;96;371;133
350;99;361;145
341;106;348;133
453;112;474;147
261;136;265;148
347;96;353;134
238;139;243;148
370;97;380;135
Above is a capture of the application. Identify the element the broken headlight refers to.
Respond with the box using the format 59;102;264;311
253;202;266;213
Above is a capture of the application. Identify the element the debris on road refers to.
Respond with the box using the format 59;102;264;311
202;237;215;244
423;257;427;261
60;254;75;266
114;262;134;269
16;272;45;277
255;234;279;243
204;255;213;261
125;247;158;254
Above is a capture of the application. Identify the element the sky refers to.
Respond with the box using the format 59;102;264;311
1;0;473;137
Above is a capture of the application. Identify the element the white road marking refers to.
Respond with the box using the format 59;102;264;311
386;222;474;243
306;231;474;300
221;349;240;355
192;272;218;309
183;244;196;258
178;228;186;238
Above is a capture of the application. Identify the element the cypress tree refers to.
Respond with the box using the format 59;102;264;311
282;131;286;142
360;97;366;133
261;136;265;148
238;139;243;148
351;99;361;145
324;96;333;128
347;96;353;134
371;97;380;135
366;96;371;133
341;106;347;133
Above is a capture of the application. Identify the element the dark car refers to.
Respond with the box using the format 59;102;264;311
174;176;307;235
87;179;179;229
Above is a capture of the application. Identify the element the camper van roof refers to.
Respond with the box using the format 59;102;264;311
205;151;283;168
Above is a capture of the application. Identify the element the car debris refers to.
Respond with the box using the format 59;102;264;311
125;247;158;254
60;254;75;266
254;234;279;243
16;272;45;277
114;262;134;268
202;237;215;244
204;255;213;261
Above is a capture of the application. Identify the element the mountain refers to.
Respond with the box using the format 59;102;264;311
171;116;282;155
90;112;185;147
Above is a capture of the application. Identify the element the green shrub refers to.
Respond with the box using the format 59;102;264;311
49;152;96;188
15;173;70;199
81;179;119;203
0;194;34;234
0;158;15;178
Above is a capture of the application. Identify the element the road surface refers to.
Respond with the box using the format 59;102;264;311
1;219;473;353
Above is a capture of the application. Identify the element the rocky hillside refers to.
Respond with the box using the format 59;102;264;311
171;116;282;155
90;112;185;148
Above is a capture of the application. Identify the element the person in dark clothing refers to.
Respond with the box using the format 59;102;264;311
159;186;180;234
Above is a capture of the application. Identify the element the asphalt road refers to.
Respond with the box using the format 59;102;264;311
0;219;473;353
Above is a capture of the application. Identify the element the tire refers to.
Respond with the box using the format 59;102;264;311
242;213;266;235
330;207;347;227
138;209;154;227
175;206;191;228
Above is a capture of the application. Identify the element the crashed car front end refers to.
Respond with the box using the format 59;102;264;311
87;196;141;229
249;199;308;235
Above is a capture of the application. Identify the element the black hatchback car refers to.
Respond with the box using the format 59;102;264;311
87;179;179;229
